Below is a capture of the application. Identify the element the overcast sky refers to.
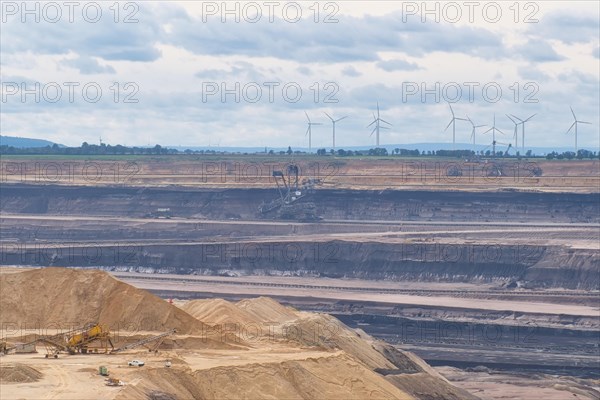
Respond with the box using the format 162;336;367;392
1;1;599;150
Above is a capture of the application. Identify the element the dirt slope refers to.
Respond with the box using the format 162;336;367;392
0;268;477;399
0;364;42;384
116;354;412;400
236;296;301;323
176;297;481;400
1;268;209;336
181;298;256;325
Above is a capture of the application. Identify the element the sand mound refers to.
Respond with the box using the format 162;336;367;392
385;372;480;400
180;298;256;326
117;354;412;400
277;313;394;368
115;367;203;400
1;268;209;336
178;296;473;399
236;296;300;323
0;363;42;383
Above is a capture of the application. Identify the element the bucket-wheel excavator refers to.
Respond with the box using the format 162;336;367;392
258;164;322;221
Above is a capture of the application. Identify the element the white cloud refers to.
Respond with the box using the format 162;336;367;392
1;1;598;150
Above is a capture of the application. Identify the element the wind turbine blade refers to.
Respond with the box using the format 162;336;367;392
380;118;392;126
524;113;536;122
448;103;455;117
305;111;311;122
306;127;310;136
370;128;376;137
445;119;453;131
496;128;505;135
580;121;592;124
475;125;486;128
312;123;323;126
367;120;376;128
324;112;333;122
336;116;348;122
455;117;468;122
466;115;474;124
506;114;516;123
510;114;524;123
566;122;576;134
380;126;390;130
570;106;576;120
483;127;493;134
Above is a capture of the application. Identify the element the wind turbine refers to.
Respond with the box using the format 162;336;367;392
324;112;348;151
305;112;322;152
466;116;485;149
510;113;536;152
367;102;391;147
506;115;519;149
566;107;591;152
483;114;504;157
445;103;467;150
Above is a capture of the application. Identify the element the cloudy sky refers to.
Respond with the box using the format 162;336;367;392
1;1;599;150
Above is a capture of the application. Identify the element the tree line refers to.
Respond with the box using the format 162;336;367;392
1;142;598;160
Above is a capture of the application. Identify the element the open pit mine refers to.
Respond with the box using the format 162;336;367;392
1;157;599;399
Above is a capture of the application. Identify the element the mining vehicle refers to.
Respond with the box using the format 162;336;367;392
258;164;322;221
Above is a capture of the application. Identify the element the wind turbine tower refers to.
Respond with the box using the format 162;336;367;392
466;116;485;150
305;112;322;152
445;103;467;150
510;113;536;152
483;114;504;156
367;102;391;147
506;115;519;149
566;107;591;152
324;112;348;151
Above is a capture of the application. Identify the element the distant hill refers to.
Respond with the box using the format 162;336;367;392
0;135;59;148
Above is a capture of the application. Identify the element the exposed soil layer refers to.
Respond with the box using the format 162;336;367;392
1;184;598;289
1;240;597;289
1;184;598;223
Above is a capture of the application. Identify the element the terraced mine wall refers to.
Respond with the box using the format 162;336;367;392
1;241;598;289
1;184;598;223
1;184;598;289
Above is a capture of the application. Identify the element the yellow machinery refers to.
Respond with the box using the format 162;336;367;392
67;324;110;350
4;325;175;358
41;323;114;357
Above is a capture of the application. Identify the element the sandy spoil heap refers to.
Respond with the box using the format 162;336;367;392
0;268;480;400
0;364;42;384
236;296;301;323
116;353;413;400
180;298;257;326
175;296;481;400
1;268;209;336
